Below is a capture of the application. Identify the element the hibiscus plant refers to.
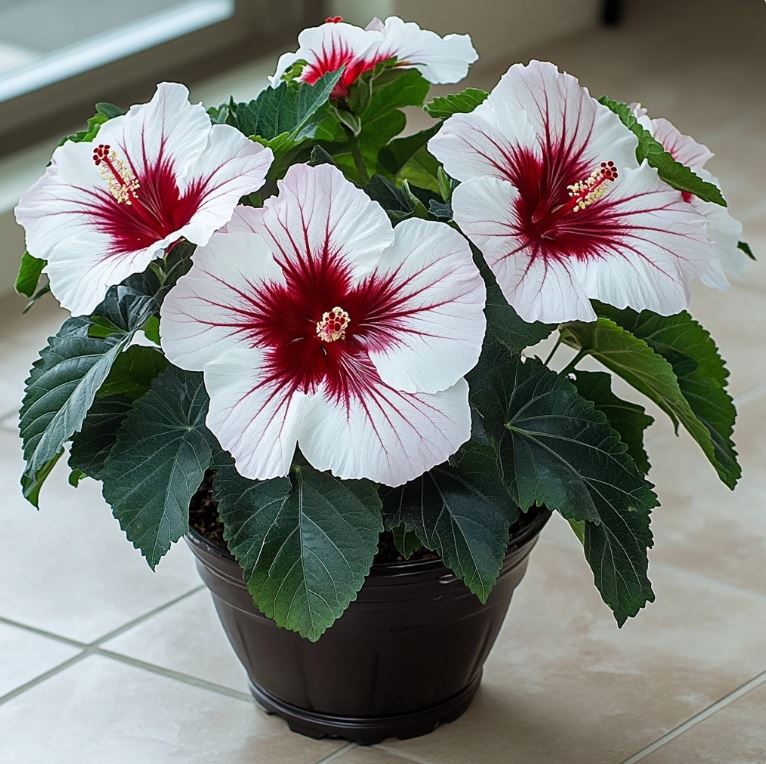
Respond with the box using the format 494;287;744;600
14;16;752;641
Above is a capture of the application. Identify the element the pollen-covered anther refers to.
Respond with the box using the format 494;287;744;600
92;143;140;205
567;160;618;212
316;306;350;343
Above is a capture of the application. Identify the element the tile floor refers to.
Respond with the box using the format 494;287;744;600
1;1;765;762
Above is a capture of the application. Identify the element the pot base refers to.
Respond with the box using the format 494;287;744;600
250;672;482;745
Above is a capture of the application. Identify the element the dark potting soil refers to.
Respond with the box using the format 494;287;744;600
189;470;540;565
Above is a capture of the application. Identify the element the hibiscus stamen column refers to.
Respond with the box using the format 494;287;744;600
92;144;141;206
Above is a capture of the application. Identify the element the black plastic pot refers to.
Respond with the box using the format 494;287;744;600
185;508;549;745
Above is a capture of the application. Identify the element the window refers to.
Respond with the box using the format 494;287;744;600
0;0;324;154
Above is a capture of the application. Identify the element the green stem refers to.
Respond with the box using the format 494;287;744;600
559;349;587;377
347;130;369;185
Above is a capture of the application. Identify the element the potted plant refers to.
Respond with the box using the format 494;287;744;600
13;14;752;746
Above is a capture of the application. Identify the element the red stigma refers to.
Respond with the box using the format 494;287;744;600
325;15;343;23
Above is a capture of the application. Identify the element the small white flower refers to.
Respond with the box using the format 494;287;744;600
271;15;477;97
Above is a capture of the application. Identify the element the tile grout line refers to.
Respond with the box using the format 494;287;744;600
375;743;443;764
0;652;90;706
0;615;87;649
312;742;357;764
621;669;766;764
94;648;255;703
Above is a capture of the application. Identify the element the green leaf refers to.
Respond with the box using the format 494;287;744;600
390;525;423;560
101;367;214;568
19;316;135;507
483;277;554;355
738;240;755;260
378;124;440;178
572;370;654;474
425;88;489;119
471;353;657;623
233;69;343;142
58;102;125;146
381;445;515;601
15;252;46;298
97;345;168;400
69;396;133;480
599;97;726;206
364;175;414;221
214;458;383;641
563;308;740;489
21;451;63;507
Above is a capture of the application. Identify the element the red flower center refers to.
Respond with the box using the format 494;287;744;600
508;144;625;263
88;143;205;255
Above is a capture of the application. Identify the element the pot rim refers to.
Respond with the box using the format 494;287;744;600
185;505;551;578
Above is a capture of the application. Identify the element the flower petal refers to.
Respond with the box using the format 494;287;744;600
205;347;309;480
452;176;594;322
270;21;380;87
649;117;713;172
98;82;210;180
299;364;471;486
175;124;273;247
361;218;486;393
695;196;746;288
160;230;284;371
375;16;477;84
245;163;393;281
427;98;537;182
490;61;638;174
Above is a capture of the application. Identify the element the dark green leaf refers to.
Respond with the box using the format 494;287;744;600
563;310;739;488
599;97;726;206
364;174;412;220
69;396;133;480
381;445;515;601
738;240;755;260
425;88;489;119
483;277;554;355
97;345;168;400
573;370;654;474
308;145;337;167
214;458;382;641
471;353;657;623
378;124;440;177
102;367;214;568
233;69;343;142
20;451;63;507
390;525;423;560
19;317;135;506
15;252;46;298
428;199;453;219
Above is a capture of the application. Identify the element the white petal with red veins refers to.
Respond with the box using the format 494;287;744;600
452;176;594;322
245;163;393;280
364;218;486;393
160;230;283;371
98;82;211;182
375;16;477;84
490;61;638;174
299;370;471;486
427;99;537;183
175;124;273;247
205;348;309;480
270;21;380;85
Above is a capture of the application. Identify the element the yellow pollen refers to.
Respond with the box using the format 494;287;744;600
567;160;618;212
92;144;140;205
316;307;350;343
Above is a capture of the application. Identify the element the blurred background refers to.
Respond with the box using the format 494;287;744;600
0;2;763;763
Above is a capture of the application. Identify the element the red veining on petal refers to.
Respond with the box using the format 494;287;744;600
82;138;206;255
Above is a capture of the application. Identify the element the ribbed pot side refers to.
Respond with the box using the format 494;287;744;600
185;508;550;745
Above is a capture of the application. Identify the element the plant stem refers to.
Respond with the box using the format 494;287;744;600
543;335;563;366
348;131;369;185
559;349;587;377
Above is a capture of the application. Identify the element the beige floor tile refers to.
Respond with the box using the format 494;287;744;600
641;680;766;764
383;521;766;764
104;589;251;695
0;654;343;764
0;429;198;642
648;392;766;600
0;293;68;417
0;622;79;697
